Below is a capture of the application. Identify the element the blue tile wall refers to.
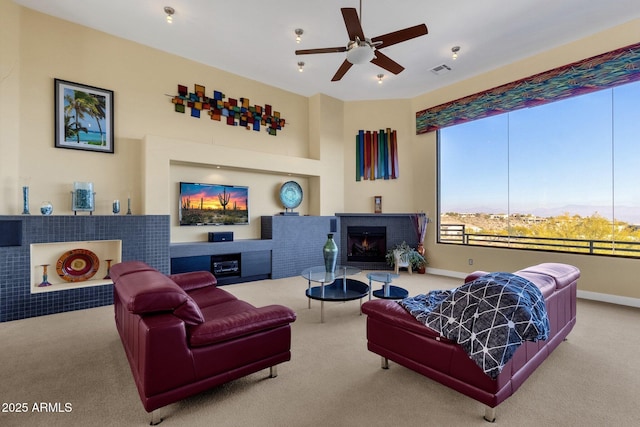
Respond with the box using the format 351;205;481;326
262;216;339;279
261;214;417;278
0;215;170;322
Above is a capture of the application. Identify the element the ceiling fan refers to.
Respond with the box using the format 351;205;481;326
295;2;428;81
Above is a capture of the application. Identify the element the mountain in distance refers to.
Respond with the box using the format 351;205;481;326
443;204;640;225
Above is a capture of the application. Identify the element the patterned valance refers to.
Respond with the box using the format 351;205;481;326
416;42;640;134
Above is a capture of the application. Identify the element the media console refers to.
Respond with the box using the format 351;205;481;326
170;239;273;285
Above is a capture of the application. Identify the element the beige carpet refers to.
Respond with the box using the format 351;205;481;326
1;272;639;427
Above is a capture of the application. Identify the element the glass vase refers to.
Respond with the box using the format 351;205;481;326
323;233;338;273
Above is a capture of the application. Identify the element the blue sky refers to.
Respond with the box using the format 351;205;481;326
439;80;640;223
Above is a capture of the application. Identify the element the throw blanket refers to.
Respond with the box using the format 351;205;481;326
399;272;550;379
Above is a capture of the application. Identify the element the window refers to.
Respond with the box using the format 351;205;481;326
438;80;640;257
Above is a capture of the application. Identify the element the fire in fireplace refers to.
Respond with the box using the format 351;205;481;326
347;226;386;262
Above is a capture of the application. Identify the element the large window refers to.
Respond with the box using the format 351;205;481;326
438;80;640;257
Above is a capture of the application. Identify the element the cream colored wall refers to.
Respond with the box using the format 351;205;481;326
410;19;640;301
0;1;22;213
309;94;346;216
169;162;309;242
2;4;317;229
142;135;322;241
2;1;639;301
342;99;418;214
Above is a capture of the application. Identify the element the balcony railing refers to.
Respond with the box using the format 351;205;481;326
439;224;640;257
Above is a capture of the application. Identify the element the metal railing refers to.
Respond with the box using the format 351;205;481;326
439;223;640;257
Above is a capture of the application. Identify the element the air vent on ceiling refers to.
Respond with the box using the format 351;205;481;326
430;64;452;75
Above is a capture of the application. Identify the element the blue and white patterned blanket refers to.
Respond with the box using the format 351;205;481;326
399;272;550;379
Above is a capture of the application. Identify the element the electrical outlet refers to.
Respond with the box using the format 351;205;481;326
468;258;474;265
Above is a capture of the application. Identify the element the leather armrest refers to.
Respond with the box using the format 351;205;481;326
465;270;489;283
188;305;296;347
169;271;218;292
362;300;444;340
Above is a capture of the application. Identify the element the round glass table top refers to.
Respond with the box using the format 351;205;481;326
366;272;399;284
301;265;361;283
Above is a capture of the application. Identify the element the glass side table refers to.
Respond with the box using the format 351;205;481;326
301;265;367;323
367;272;408;300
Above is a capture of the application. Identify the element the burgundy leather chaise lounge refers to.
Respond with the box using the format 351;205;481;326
111;261;296;424
361;263;579;422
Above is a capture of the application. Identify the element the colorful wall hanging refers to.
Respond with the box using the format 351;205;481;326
416;41;640;134
170;84;286;135
355;129;399;181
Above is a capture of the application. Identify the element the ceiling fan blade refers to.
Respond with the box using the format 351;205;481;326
341;8;365;41
331;60;354;81
371;24;428;49
295;47;347;55
371;51;405;75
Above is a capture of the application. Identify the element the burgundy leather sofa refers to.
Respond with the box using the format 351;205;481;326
111;261;296;424
361;263;579;422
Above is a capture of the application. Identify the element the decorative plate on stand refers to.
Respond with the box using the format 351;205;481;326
279;181;303;215
56;249;100;282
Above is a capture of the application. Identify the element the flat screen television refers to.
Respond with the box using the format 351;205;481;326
179;182;249;226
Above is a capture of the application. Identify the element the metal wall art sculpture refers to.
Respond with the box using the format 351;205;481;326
171;84;286;135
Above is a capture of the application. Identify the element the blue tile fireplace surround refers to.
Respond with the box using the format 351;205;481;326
0;215;169;322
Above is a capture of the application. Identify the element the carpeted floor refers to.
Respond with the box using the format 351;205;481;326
1;272;639;426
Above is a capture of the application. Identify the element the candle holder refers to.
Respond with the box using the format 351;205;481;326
71;182;95;215
38;264;52;287
126;197;132;215
104;259;113;280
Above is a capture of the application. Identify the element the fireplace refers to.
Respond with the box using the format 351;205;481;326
347;226;386;262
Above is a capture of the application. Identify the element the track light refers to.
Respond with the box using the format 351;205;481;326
298;61;305;72
164;6;175;24
451;46;460;60
295;28;304;44
377;74;384;84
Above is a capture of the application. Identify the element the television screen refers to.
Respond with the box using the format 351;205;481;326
179;182;249;226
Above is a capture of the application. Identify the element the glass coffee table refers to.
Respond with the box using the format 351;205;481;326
302;265;368;323
367;272;408;300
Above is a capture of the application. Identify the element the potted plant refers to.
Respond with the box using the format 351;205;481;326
385;241;426;273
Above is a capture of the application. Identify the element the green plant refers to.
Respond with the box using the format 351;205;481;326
385;241;426;270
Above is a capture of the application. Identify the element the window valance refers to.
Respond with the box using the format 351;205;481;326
416;42;640;134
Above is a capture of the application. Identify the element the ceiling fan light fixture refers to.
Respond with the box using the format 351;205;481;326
377;74;384;84
346;45;375;65
295;28;304;43
451;45;460;60
297;61;305;72
164;6;175;24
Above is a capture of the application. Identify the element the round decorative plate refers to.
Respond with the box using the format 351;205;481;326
56;249;100;282
279;181;303;209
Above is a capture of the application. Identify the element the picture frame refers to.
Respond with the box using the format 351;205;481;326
374;196;382;213
54;79;114;153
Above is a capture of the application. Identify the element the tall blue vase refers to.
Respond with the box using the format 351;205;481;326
323;233;338;273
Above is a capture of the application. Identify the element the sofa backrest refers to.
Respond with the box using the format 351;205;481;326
465;263;580;300
112;262;205;325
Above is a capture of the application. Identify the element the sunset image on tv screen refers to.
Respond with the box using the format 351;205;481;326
179;183;249;226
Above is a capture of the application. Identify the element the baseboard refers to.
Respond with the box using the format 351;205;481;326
576;290;640;308
425;268;469;279
427;268;640;309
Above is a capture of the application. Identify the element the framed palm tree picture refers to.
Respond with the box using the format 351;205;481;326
54;79;114;153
